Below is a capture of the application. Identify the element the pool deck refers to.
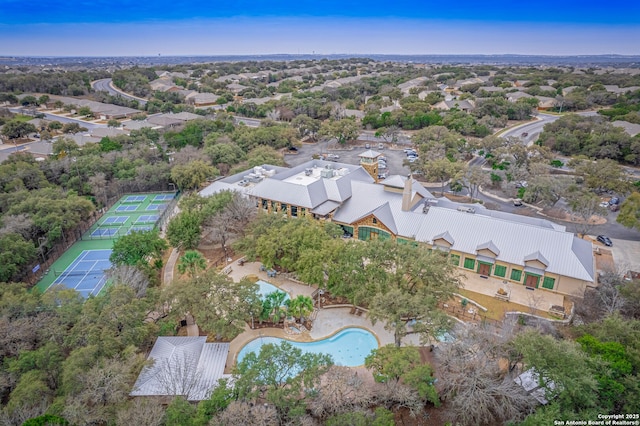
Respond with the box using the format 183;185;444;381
225;261;422;373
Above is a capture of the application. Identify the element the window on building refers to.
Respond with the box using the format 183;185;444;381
358;226;390;241
510;269;522;282
494;265;507;278
450;254;460;266
291;205;298;217
261;199;268;210
542;277;555;290
463;258;475;270
281;203;288;214
300;207;306;216
271;200;277;211
372;217;378;224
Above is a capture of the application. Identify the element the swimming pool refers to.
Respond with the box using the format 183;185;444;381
256;279;290;302
237;327;378;367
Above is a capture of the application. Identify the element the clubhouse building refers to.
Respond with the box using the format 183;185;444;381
200;151;595;299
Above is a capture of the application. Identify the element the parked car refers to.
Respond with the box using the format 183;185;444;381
378;163;387;169
403;148;415;154
599;201;610;208
365;143;371;149
406;151;417;157
513;198;523;206
610;204;620;212
609;197;620;205
597;235;613;247
378;143;384;150
378;172;388;179
327;153;340;160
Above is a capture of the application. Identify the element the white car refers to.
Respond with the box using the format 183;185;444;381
599;201;610;208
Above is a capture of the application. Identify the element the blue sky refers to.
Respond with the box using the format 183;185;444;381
1;0;638;56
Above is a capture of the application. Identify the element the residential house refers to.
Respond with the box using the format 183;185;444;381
432;99;475;112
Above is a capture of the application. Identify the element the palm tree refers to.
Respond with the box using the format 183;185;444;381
177;250;207;278
285;295;314;323
266;291;288;324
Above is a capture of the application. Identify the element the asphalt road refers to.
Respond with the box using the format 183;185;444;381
91;78;148;106
500;112;559;146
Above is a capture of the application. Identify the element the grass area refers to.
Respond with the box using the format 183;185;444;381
12;114;35;123
458;289;556;321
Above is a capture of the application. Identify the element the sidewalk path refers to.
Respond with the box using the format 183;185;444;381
163;248;179;287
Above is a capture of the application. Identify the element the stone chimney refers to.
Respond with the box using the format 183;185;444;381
402;174;412;211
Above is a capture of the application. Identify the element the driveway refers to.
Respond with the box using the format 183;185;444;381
608;238;640;273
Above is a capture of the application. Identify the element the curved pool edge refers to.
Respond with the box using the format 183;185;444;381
233;325;380;368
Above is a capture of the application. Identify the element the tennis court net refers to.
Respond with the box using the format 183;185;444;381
54;268;108;277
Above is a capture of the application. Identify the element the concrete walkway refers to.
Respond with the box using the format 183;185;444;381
163;248;179;287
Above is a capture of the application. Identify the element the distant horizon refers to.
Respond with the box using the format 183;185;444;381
1;1;638;57
3;53;640;59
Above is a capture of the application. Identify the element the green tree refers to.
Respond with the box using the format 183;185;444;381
245;145;285;167
166;211;202;250
164;269;261;339
170;160;218;191
1;120;37;140
355;240;460;346
319;118;361;144
109;229;168;269
514;330;601;414
365;345;439;405
77;106;93;117
285;294;314;323
422;157;463;196
0;233;37;282
164;396;196;426
617;192;640;231
177;250;207;278
233;341;333;420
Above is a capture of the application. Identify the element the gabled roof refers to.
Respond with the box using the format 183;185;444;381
434;231;455;245
476;240;500;256
414;207;593;281
524;251;549;267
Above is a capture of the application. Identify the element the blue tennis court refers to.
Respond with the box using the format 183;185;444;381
91;228;119;237
115;205;139;212
153;194;175;202
128;225;153;234
136;215;159;224
53;250;112;298
123;195;146;203
102;216;129;225
146;203;167;211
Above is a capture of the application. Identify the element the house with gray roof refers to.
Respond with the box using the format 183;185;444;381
199;156;595;299
131;336;230;401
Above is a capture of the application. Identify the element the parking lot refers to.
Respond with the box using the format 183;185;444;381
285;139;413;178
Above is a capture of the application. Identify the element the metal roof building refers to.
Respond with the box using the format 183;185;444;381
130;336;230;401
199;158;595;296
